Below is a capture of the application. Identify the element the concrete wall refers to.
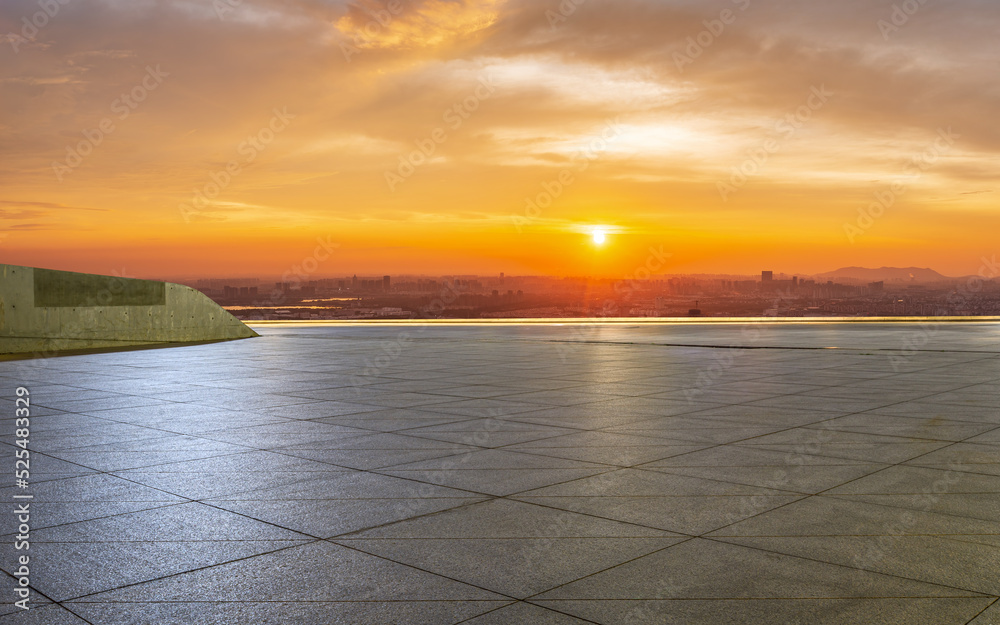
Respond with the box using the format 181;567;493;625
0;264;257;356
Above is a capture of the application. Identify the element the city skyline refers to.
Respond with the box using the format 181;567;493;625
186;265;1000;321
2;0;999;277
144;263;999;286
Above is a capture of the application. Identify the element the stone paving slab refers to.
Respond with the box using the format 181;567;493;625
0;322;998;623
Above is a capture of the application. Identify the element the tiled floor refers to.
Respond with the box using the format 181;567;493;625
1;322;999;624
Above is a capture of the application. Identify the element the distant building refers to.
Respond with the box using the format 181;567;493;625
383;275;391;292
761;271;775;292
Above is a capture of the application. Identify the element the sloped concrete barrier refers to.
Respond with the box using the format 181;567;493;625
0;264;257;356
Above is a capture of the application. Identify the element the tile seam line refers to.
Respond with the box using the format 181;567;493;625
963;596;1000;624
544;339;1000;355
518;539;698;602
651;373;1000;536
452;599;605;625
0;568;99;625
658;355;1000;447
700;535;995;598
57;539;325;604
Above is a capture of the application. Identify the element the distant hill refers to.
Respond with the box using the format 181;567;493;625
811;267;954;284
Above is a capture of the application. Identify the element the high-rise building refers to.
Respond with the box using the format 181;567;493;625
383;275;391;292
762;271;773;282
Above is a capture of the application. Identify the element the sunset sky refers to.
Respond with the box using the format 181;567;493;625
1;0;997;279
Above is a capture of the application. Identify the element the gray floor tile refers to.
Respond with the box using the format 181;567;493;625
512;443;709;467
718;534;1000;596
0;540;308;601
0;473;183;503
64;601;509;625
0;604;90;624
831;493;1000;524
380;467;611;497
460;602;593;624
533;538;986;600
826;465;1000;495
206;496;487;538
77;541;505;602
534;598;993;625
967;600;1000;624
336;499;682;597
646;463;887;494
708;495;1000;537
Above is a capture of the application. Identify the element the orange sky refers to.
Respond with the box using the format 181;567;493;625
1;0;998;280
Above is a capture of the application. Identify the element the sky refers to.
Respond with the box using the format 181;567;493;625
1;0;998;280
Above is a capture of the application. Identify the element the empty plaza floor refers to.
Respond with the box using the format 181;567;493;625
2;321;1000;624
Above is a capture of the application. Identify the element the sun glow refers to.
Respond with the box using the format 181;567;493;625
591;228;607;246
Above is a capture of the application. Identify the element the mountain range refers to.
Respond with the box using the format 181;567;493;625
810;267;954;283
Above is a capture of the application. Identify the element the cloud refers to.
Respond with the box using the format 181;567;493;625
335;0;504;51
0;209;46;220
0;202;107;224
0;201;105;211
1;0;999;275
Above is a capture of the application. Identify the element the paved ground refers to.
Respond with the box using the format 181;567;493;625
1;322;999;624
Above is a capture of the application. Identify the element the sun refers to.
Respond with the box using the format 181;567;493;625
591;228;607;246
